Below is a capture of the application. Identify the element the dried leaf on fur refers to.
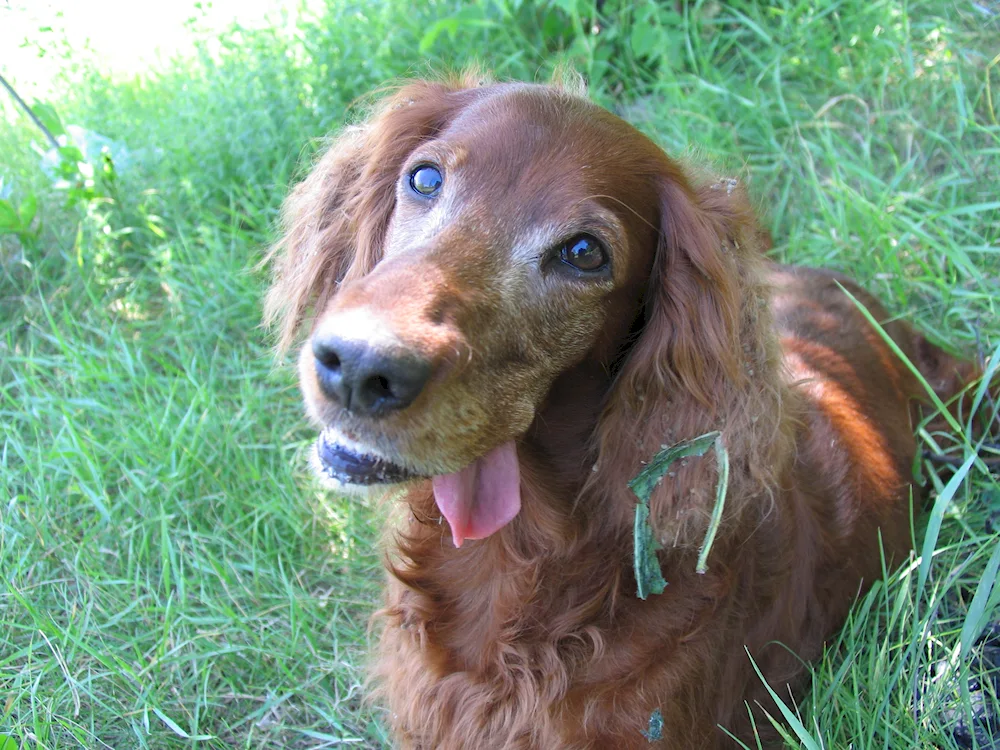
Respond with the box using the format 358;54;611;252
629;431;722;599
633;499;667;600
696;434;730;574
641;708;664;742
628;431;719;503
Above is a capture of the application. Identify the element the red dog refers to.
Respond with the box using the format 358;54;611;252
265;74;978;748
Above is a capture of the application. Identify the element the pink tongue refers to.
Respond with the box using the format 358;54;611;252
431;441;521;548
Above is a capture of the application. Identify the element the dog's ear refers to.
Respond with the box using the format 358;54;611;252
263;75;487;353
598;171;784;548
618;173;768;410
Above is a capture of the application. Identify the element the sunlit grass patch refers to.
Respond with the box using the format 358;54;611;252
1;0;997;747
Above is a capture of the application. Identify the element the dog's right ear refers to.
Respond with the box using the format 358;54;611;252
263;75;487;353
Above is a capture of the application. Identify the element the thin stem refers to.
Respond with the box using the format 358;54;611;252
0;73;61;151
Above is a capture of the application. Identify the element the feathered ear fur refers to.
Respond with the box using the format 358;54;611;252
627;174;767;406
594;171;792;549
262;72;491;353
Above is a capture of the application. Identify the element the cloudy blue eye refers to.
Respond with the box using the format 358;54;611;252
559;235;608;272
409;165;443;197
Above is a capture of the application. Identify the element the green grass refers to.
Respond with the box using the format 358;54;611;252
1;0;998;747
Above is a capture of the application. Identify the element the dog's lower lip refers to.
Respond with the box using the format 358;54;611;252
316;431;416;485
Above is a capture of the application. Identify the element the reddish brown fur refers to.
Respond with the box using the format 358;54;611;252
265;73;980;748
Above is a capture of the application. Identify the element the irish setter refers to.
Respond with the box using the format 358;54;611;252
265;73;980;748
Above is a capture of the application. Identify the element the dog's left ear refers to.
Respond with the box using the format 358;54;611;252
597;170;779;548
618;172;769;411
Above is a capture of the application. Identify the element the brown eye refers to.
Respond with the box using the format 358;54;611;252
409;165;442;197
559;235;608;272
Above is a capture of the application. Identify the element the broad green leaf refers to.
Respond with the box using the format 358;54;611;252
57;144;84;164
419;8;495;53
633;500;667;599
18;192;37;227
628;431;719;503
549;0;580;16
31;100;65;137
630;431;721;599
630;22;660;59
419;18;460;53
0;199;19;230
0;735;19;750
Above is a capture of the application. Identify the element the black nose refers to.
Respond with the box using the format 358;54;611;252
312;335;432;417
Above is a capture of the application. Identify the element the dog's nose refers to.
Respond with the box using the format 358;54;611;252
312;335;432;416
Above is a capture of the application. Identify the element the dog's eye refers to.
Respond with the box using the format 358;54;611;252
559;235;608;272
409;165;443;197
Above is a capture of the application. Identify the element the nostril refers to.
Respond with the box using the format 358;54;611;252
354;357;432;415
313;339;342;372
312;336;351;406
311;332;432;416
365;374;392;399
322;351;341;371
358;373;397;411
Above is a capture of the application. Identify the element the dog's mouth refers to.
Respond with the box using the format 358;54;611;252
314;427;523;548
316;429;418;485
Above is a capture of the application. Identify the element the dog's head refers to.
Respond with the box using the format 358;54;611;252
266;74;760;547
